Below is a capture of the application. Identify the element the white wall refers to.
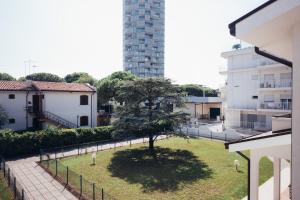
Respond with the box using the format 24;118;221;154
224;109;240;128
43;91;97;128
0;91;33;131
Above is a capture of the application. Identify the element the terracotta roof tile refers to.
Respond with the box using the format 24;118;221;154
0;81;95;92
32;81;95;92
0;81;30;91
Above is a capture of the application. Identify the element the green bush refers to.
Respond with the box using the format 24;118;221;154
0;126;113;158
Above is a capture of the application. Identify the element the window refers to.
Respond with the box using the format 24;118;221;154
8;118;15;124
80;116;89;126
80;95;89;105
252;96;258;99
8;94;15;99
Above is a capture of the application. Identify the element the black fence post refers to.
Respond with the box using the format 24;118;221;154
101;188;104;200
78;145;80;155
130;139;132;147
8;168;10;185
55;159;58;176
66;166;69;185
211;132;212;140
93;183;95;200
80;175;82;196
13;177;16;198
97;143;99;151
225;134;227;142
3;160;5;177
198;129;200;138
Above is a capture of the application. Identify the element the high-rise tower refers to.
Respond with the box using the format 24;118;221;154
123;0;165;78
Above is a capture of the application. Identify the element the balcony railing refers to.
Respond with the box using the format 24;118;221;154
260;79;292;88
240;121;272;131
260;101;292;110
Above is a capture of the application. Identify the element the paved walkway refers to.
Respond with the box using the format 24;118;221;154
6;135;167;200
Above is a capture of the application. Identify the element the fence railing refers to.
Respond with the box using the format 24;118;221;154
178;125;244;142
260;101;292;110
0;156;30;200
39;135;170;200
40;159;116;200
260;79;292;88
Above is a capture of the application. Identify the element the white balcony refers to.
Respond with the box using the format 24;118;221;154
260;101;292;111
260;79;292;89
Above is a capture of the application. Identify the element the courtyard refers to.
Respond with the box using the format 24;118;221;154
44;137;273;200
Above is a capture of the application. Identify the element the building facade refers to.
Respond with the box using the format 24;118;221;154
0;81;97;131
221;47;292;131
123;0;165;78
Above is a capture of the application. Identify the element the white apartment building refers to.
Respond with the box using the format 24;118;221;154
221;47;292;131
225;0;300;199
0;81;97;131
123;0;165;78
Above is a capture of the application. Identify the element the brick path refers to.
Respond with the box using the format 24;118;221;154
6;135;167;200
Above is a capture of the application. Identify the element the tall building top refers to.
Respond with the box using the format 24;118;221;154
123;0;165;78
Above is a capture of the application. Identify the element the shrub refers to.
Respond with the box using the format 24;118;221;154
0;126;113;158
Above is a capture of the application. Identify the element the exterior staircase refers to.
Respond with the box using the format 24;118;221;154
43;111;78;129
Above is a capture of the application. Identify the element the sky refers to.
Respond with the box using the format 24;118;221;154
0;0;267;89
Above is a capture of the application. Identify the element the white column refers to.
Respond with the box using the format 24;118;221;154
273;158;281;200
292;22;300;200
250;151;260;200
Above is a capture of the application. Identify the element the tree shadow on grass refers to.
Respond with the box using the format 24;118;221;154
107;147;213;193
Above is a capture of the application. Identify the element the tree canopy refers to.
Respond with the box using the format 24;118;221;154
180;84;218;97
0;73;15;81
96;71;136;108
113;78;188;153
25;73;63;82
64;72;96;86
0;105;8;128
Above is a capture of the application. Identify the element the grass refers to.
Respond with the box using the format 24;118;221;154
50;137;273;200
0;171;13;200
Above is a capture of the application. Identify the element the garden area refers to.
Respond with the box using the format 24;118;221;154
44;137;273;200
0;171;13;200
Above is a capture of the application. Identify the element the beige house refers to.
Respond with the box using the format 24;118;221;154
225;0;300;199
183;96;222;120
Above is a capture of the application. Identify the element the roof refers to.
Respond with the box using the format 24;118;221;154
225;128;291;149
0;81;30;91
184;96;222;103
229;0;277;36
32;81;96;92
0;81;96;92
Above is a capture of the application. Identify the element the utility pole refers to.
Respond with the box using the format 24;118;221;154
24;59;35;76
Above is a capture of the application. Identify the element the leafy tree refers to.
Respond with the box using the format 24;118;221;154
96;71;136;108
114;78;188;154
26;73;63;82
18;77;26;81
64;72;96;86
180;84;218;97
0;73;15;81
0;105;8;128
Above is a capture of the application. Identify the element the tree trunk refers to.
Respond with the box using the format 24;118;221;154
149;133;155;154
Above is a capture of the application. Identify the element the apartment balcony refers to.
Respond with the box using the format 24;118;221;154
260;101;292;111
260;79;292;89
240;121;272;131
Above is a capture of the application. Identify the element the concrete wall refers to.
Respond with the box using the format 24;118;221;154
272;117;292;132
224;109;240;127
43;92;97;128
0;91;33;131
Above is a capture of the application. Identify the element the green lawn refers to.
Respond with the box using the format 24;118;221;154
0;171;13;200
52;137;273;200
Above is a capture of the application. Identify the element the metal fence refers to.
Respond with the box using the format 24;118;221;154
178;126;244;142
40;159;115;200
39;135;170;200
0;156;30;200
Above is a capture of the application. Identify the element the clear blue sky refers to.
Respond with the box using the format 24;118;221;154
0;0;267;88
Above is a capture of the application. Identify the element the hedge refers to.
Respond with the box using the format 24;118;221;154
0;126;113;158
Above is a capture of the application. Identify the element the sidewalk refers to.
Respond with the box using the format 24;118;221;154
6;135;167;200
